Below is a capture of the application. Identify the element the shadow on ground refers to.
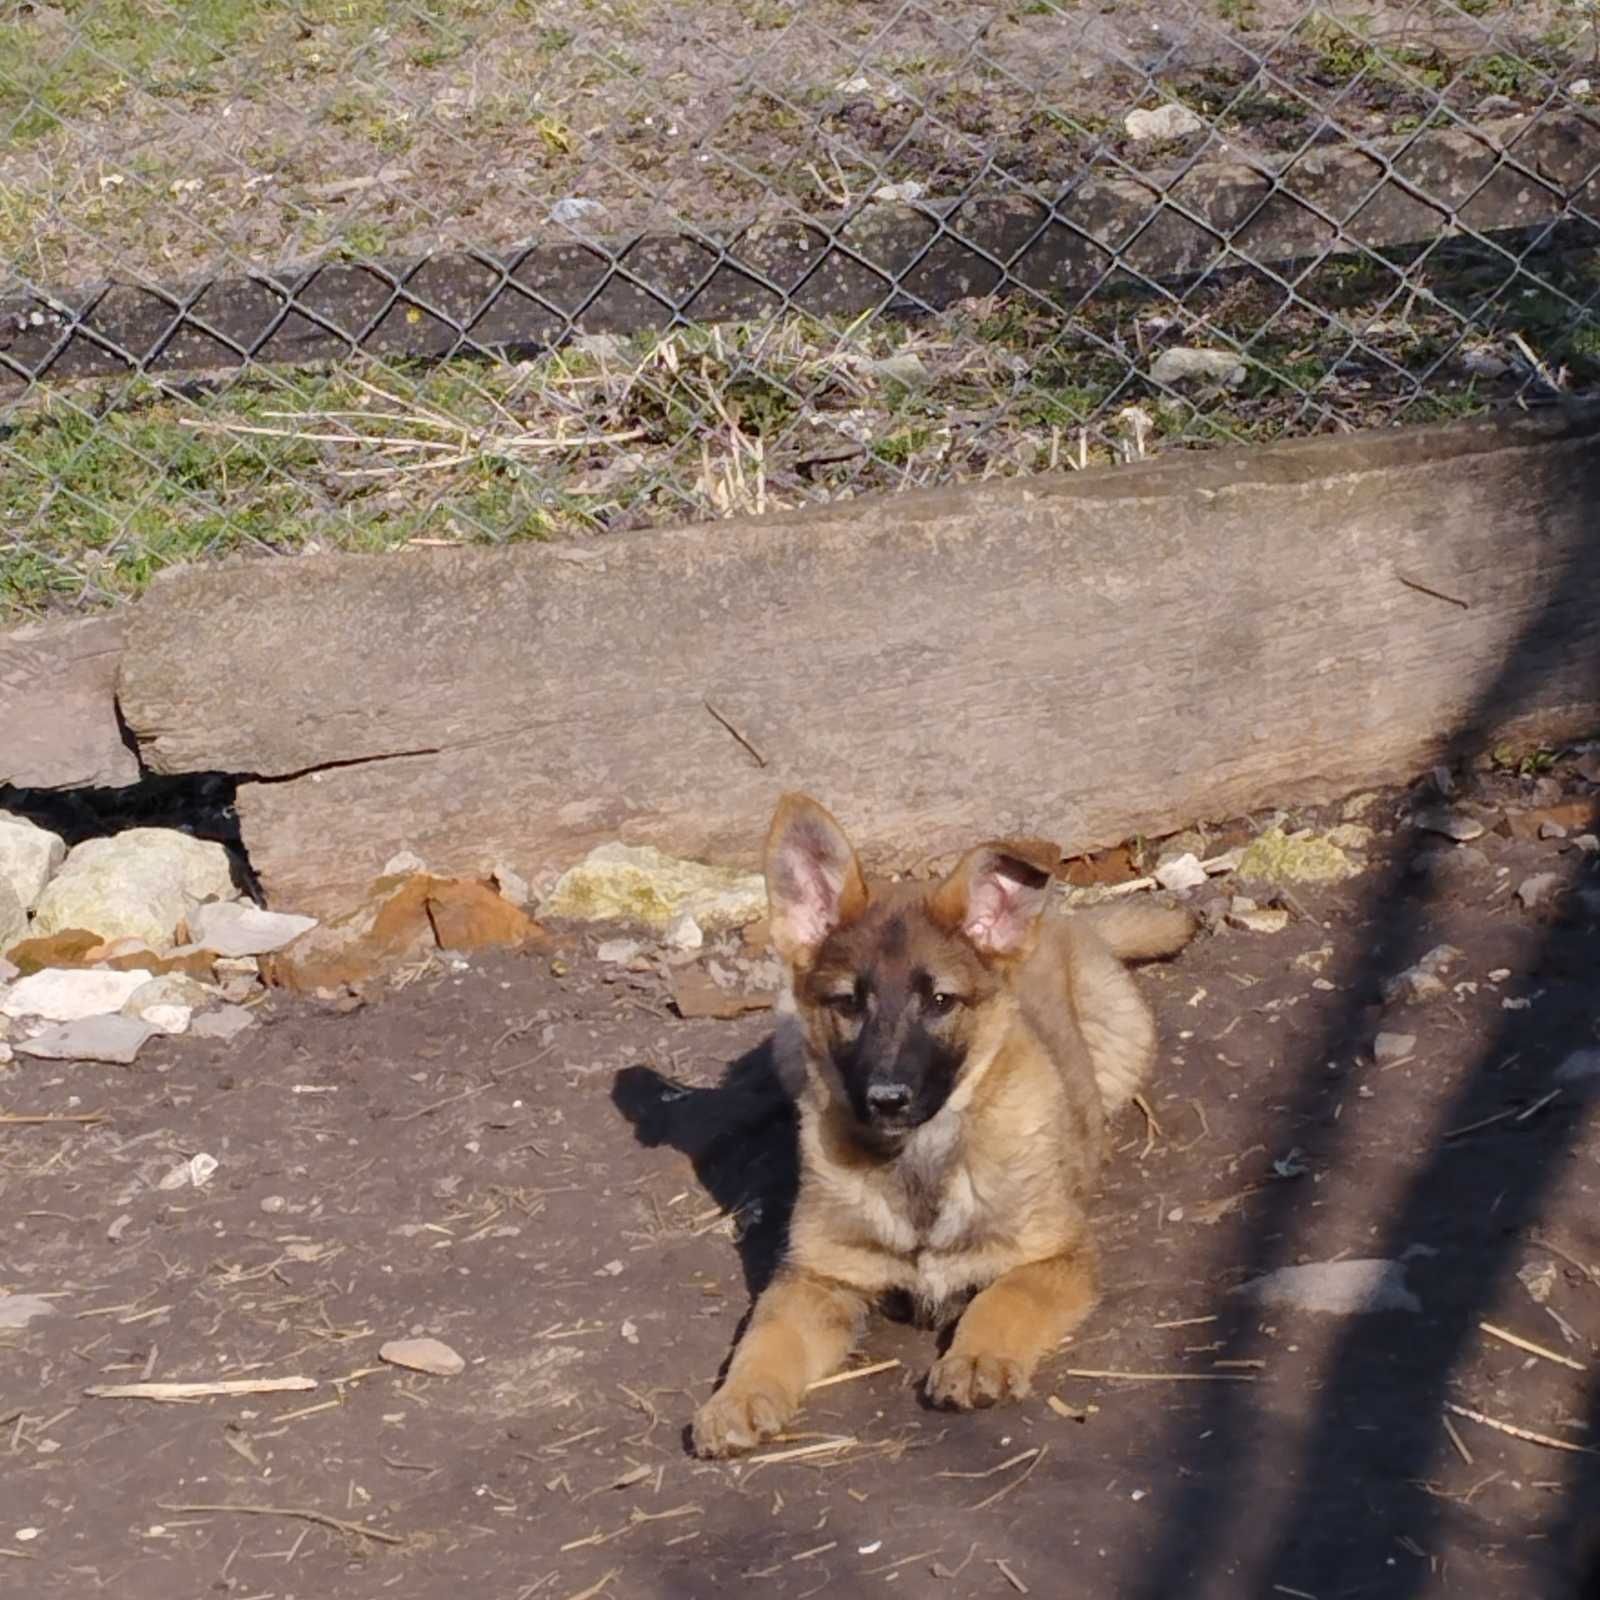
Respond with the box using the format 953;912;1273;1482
1117;412;1600;1599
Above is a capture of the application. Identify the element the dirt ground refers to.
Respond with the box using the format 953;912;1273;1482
3;0;1593;289
3;766;1599;1600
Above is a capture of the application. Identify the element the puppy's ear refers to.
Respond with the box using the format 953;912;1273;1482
764;793;868;967
929;837;1059;957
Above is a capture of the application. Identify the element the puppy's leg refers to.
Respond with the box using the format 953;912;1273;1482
926;1250;1097;1409
692;1270;867;1457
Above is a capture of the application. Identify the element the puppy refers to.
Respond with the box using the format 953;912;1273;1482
691;793;1194;1457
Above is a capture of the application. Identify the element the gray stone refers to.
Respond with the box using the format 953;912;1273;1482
1382;944;1463;1006
1235;1258;1421;1315
1124;102;1204;142
491;863;531;907
1373;1031;1416;1065
16;1014;157;1064
0;814;67;912
1516;872;1563;910
31;829;239;949
379;1336;464;1376
1413;805;1485;842
187;901;318;957
2;966;152;1022
1150;346;1245;388
1555;1048;1600;1084
124;973;215;1035
191;1004;258;1041
1229;906;1290;934
1539;820;1569;840
0;876;25;955
664;912;705;951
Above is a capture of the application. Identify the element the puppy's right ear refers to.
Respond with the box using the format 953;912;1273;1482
764;793;868;968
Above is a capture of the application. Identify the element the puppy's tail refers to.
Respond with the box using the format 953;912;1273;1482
1077;901;1197;963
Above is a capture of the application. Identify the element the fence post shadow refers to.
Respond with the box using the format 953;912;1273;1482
1121;414;1600;1600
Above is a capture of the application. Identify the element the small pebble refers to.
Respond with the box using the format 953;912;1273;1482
379;1337;465;1376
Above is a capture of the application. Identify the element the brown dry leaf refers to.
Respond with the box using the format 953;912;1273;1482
4;927;106;973
1061;845;1140;888
425;879;549;953
1504;800;1597;840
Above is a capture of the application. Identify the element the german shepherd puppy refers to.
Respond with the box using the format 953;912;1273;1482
691;793;1195;1458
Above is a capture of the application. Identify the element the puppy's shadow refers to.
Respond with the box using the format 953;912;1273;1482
611;1038;799;1299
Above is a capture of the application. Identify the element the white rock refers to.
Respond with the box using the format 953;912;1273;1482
0;1042;12;1065
1373;1031;1416;1065
1518;1260;1558;1304
664;912;704;951
1571;77;1592;98
1235;1258;1420;1315
0;876;25;955
124;972;214;1021
158;1151;219;1190
1555;1048;1600;1084
0;957;17;984
146;1004;194;1034
192;1005;257;1041
187;901;317;957
1150;347;1245;388
1154;852;1209;893
2;967;151;1022
596;938;643;964
872;179;927;204
16;1014;156;1064
0;1293;56;1330
1229;907;1290;934
0;813;67;910
31;829;238;950
548;195;605;226
1124;102;1204;141
379;1336;464;1376
383;849;428;876
1381;944;1462;1005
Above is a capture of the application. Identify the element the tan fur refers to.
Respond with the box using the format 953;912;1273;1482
691;797;1196;1457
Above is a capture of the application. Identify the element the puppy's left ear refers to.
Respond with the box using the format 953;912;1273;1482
929;836;1059;957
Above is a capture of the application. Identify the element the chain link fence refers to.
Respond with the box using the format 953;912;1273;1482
2;0;1597;622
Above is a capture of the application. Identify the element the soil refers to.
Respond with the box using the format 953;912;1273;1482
3;0;1593;290
3;769;1599;1600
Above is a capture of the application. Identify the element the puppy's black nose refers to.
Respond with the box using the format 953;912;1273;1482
866;1083;912;1117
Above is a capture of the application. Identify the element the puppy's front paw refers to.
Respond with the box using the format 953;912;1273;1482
691;1380;792;1458
926;1350;1030;1410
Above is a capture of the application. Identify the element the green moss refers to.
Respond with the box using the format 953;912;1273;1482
1236;827;1361;886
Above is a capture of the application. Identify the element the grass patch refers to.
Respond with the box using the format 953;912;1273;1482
3;233;1596;620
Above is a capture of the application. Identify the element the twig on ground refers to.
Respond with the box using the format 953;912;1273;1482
1065;1368;1257;1383
807;1359;900;1392
1480;1321;1586;1372
157;1502;405;1546
87;1378;316;1401
1445;1403;1598;1455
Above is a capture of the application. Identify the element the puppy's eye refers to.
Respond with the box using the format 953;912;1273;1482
825;989;863;1018
929;990;963;1016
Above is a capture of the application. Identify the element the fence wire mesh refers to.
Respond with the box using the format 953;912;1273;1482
1;0;1597;621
